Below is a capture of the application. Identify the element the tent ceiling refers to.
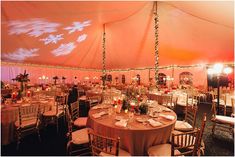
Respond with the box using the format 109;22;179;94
1;1;234;70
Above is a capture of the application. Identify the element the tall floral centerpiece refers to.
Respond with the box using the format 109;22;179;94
53;76;59;85
62;76;66;84
13;70;30;98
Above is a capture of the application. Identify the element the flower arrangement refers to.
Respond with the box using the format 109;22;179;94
13;70;30;83
139;103;148;114
12;70;30;98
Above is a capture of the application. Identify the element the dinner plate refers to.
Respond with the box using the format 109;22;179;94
115;116;124;121
136;117;148;123
149;113;159;118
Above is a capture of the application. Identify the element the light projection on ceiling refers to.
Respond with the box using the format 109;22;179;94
77;34;87;43
8;18;61;37
51;42;76;56
40;34;64;45
2;48;39;61
3;18;91;60
64;20;91;34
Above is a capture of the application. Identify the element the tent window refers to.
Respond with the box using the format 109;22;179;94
122;75;125;84
179;72;193;85
158;73;166;85
136;74;140;85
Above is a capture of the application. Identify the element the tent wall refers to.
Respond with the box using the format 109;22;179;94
108;65;208;88
1;65;102;84
2;64;207;88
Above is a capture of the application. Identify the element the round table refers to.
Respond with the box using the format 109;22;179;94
87;102;177;155
1;97;54;145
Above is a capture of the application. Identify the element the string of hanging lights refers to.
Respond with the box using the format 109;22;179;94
154;1;159;89
2;61;233;72
102;24;106;88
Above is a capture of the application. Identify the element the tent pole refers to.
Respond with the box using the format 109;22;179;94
154;1;159;89
102;24;106;90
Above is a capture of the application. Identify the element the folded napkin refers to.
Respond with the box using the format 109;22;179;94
115;119;127;127
159;114;175;120
162;108;171;112
92;105;108;110
79;96;87;101
92;111;107;118
21;103;30;107
148;119;162;127
17;100;22;104
40;100;48;103
92;106;101;110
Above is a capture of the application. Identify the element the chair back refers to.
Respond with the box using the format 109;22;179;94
231;98;234;115
18;104;40;127
70;101;80;120
53;94;67;114
162;94;173;109
197;113;207;155
88;129;120;156
66;110;73;141
185;105;198;129
171;129;200;156
211;102;217;117
88;95;101;107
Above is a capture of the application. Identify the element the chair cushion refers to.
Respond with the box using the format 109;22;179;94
162;102;174;107
187;98;198;105
90;99;99;104
177;101;187;106
15;118;37;128
71;128;89;145
214;115;235;125
74;117;88;127
148;143;181;156
100;148;131;156
175;120;193;131
43;110;63;117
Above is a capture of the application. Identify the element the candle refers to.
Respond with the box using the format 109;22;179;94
118;99;122;104
130;102;135;110
27;91;31;97
124;109;128;113
12;92;16;99
130;102;135;106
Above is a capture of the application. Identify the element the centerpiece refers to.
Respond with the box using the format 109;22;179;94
12;70;30;99
53;76;59;85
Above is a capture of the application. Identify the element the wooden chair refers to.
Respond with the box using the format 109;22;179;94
148;129;200;156
87;95;101;108
42;95;64;133
231;98;235;116
87;129;131;156
173;113;207;155
174;105;198;131
161;94;176;110
196;113;207;156
15;104;41;150
224;96;234;116
53;94;69;123
211;101;234;137
70;101;87;128
66;110;90;156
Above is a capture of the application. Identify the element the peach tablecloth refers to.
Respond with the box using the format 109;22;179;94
1;98;53;145
87;103;177;155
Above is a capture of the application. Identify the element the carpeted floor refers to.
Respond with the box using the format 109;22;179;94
1;102;234;156
195;102;234;156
